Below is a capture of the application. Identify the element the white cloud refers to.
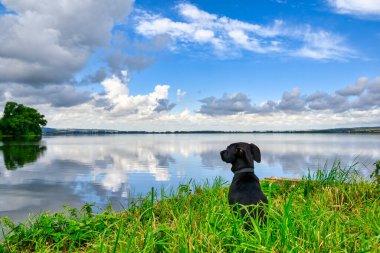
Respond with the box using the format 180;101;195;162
328;0;380;16
194;29;214;42
2;70;379;131
0;70;177;128
198;77;380;116
178;3;217;22
294;29;354;60
0;0;134;85
94;71;175;118
135;3;354;60
336;77;368;96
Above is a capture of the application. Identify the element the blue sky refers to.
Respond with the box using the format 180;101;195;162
0;0;380;131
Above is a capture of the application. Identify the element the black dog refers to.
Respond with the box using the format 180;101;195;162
220;142;268;225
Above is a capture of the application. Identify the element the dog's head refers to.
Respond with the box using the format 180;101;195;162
220;142;261;170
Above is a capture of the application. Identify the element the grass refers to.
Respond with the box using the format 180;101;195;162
1;162;379;252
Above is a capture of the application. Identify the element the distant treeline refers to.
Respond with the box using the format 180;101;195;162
293;128;380;134
43;127;380;135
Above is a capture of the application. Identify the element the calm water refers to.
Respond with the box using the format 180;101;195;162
0;134;379;222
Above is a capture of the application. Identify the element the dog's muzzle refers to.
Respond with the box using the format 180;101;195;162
220;150;227;162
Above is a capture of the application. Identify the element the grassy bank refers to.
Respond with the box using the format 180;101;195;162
1;162;379;252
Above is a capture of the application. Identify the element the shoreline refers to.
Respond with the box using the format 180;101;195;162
41;126;380;136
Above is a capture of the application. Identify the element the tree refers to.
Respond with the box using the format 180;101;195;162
0;102;47;136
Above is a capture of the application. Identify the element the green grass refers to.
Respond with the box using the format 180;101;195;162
1;162;379;252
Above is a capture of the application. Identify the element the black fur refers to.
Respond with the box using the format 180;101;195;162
220;142;268;225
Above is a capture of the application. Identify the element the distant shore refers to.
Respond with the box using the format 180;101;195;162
42;126;380;136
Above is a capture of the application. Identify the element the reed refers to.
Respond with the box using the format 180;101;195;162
1;161;379;252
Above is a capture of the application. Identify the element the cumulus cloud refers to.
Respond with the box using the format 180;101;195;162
198;77;380;116
336;77;367;96
328;0;380;17
12;78;379;132
79;68;108;85
0;0;134;85
306;92;346;112
94;71;175;118
277;88;306;112
0;70;176;115
198;93;253;115
135;3;354;60
353;77;380;110
154;99;176;113
23;75;376;131
0;83;92;108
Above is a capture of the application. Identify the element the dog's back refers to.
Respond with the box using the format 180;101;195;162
229;172;268;222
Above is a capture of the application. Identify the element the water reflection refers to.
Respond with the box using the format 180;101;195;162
0;137;46;170
257;134;378;177
0;134;379;223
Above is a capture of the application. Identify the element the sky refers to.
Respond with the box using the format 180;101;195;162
0;0;380;131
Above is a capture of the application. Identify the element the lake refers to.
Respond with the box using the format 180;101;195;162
0;133;379;222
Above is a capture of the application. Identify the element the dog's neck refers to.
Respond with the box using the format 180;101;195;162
231;158;253;174
233;167;254;175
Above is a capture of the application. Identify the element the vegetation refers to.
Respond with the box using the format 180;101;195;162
0;102;47;136
371;160;380;185
1;162;379;252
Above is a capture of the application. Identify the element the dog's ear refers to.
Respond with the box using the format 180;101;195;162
242;146;254;168
250;143;261;163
